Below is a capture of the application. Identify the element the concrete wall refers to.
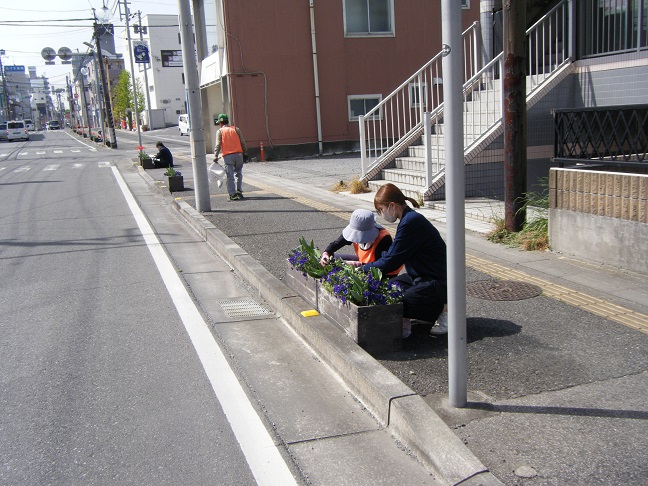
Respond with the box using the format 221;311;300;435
549;168;648;275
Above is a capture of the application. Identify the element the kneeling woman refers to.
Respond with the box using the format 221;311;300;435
359;184;448;337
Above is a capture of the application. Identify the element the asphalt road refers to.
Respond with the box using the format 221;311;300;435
0;131;257;484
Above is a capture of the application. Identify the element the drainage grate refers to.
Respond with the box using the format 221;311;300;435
467;280;542;301
217;298;273;318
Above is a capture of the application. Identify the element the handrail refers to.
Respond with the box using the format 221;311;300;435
359;22;481;177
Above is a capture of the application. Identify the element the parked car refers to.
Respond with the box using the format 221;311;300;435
23;119;35;131
178;114;190;136
6;121;29;141
47;120;61;130
0;122;7;141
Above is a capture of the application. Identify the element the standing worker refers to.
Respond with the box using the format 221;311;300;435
213;113;248;201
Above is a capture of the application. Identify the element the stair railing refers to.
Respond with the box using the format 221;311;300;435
359;21;481;179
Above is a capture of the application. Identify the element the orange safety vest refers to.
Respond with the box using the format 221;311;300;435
221;126;243;156
352;228;403;277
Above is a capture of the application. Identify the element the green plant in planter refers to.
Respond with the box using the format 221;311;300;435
137;145;150;161
288;236;404;306
164;167;182;177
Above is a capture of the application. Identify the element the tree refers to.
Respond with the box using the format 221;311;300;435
113;70;133;125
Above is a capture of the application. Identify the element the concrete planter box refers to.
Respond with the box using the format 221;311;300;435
285;262;402;355
284;265;319;308
167;175;184;192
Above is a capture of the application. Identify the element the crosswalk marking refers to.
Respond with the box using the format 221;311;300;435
13;167;30;172
0;154;7;157
72;163;84;169
0;167;6;172
53;150;63;154
0;161;111;172
44;164;60;171
98;162;111;168
19;152;28;156
36;151;46;155
71;149;80;153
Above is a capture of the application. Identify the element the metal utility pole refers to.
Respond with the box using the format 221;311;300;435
503;0;527;231
120;0;142;149
93;7;118;148
441;0;467;408
0;50;10;119
178;0;211;212
137;10;153;130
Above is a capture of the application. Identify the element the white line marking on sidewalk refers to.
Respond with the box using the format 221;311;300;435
111;167;297;486
44;164;60;171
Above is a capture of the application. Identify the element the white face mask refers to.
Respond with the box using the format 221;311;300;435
358;242;372;250
381;205;398;223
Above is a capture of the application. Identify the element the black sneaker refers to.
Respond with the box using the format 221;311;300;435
228;194;241;201
236;191;244;198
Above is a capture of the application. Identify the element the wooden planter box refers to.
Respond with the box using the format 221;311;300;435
141;157;154;169
167;175;184;192
285;262;402;355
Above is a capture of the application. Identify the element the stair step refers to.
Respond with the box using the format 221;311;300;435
394;157;426;171
381;168;427;186
367;180;424;202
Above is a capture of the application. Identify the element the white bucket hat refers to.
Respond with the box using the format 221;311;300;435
342;209;380;244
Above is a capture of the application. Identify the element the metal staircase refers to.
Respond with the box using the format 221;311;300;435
359;0;575;201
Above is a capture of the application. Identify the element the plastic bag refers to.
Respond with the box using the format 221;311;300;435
208;161;226;188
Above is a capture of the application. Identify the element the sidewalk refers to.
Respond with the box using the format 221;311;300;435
139;153;648;485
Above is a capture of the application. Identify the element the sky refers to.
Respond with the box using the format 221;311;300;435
0;0;181;91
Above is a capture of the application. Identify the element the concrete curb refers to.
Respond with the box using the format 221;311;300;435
129;160;501;484
168;195;501;485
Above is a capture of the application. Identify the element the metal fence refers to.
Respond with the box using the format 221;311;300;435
581;0;648;57
554;104;648;165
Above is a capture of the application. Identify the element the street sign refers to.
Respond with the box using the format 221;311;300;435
133;41;150;64
41;47;56;62
4;65;25;72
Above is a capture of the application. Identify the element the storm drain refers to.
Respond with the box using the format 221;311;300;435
467;280;542;301
217;298;274;318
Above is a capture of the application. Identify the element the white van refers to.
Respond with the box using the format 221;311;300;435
23;119;35;131
178;114;190;136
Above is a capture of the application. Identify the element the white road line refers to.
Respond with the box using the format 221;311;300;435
0;167;6;171
72;163;84;169
71;149;80;153
13;167;30;172
64;131;97;150
53;150;63;154
36;151;46;155
111;167;297;486
19;152;28;156
98;162;111;168
44;164;60;171
0;154;8;157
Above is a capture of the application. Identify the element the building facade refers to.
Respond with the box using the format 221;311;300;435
123;14;188;128
196;0;479;157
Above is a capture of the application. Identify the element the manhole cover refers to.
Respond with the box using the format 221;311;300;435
218;298;273;317
467;280;542;301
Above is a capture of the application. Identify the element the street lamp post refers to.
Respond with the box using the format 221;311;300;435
0;50;10;120
93;4;117;148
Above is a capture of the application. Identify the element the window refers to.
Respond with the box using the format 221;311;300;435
408;83;427;109
348;95;382;121
461;0;470;8
344;0;394;36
